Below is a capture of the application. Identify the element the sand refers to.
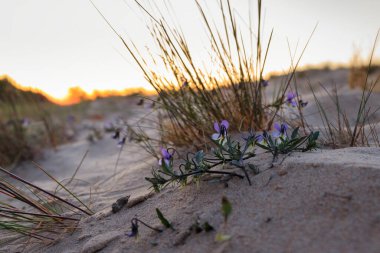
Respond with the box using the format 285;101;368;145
19;148;380;253
2;68;380;253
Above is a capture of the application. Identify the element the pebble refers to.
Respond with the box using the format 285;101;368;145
277;169;288;176
81;231;123;253
112;196;130;213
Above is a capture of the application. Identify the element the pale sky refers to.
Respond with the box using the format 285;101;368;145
0;0;379;101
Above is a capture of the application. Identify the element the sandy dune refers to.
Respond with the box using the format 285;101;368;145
25;148;380;253
2;68;380;252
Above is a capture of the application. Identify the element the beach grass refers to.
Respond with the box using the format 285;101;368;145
91;0;317;151
0;76;91;168
0;164;92;248
307;31;380;147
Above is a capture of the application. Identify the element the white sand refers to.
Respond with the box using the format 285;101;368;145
21;148;380;253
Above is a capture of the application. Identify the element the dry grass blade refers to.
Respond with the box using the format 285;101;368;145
0;165;92;247
305;30;380;148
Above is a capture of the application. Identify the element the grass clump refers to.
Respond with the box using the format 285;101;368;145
0;120;33;167
91;0;315;149
308;31;380;148
0;165;92;248
0;76;91;167
90;0;320;190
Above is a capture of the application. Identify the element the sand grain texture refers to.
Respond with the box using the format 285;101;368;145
33;148;380;253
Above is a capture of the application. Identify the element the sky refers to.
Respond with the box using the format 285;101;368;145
0;0;379;102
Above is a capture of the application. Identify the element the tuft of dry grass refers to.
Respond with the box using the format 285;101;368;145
349;49;380;91
0;77;91;167
0;164;92;249
308;31;380;148
90;0;315;150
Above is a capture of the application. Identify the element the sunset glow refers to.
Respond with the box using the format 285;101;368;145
0;0;379;104
1;75;153;105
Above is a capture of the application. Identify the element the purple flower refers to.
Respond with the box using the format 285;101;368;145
21;118;30;127
299;99;308;108
256;134;264;143
182;81;189;88
260;79;269;87
117;137;126;147
243;130;263;146
127;218;139;238
259;131;270;145
272;122;288;139
112;129;120;140
180;77;189;89
67;115;76;124
159;148;172;167
212;120;229;141
286;92;297;107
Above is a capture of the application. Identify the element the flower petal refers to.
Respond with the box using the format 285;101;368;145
260;80;269;87
161;148;171;159
221;120;229;130
272;131;281;139
212;133;220;140
287;92;296;100
274;122;281;132
117;137;126;147
214;121;220;132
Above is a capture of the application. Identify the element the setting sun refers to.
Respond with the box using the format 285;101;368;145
1;0;379;102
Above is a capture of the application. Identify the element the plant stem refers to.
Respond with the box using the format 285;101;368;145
177;170;244;179
0;209;79;221
134;218;163;233
0;166;92;216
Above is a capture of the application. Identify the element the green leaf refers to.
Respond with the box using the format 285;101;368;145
256;142;270;151
267;135;275;147
156;208;172;229
194;150;204;165
215;233;231;242
291;127;300;139
248;163;260;175
221;196;232;223
161;162;172;175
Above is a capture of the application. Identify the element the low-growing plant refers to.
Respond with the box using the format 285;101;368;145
257;123;319;159
221;196;232;224
144;120;319;192
156;208;173;229
127;217;163;238
127;208;176;238
190;220;214;234
215;196;232;242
